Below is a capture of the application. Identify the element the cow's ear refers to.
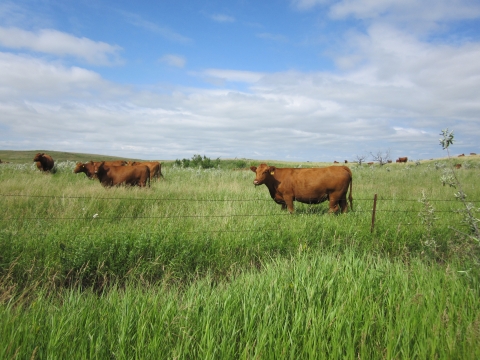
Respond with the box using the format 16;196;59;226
268;166;276;175
250;166;257;172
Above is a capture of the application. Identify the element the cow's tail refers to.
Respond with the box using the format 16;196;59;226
344;166;353;211
348;175;353;211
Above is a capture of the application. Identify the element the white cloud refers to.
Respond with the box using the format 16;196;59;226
210;14;236;23
201;69;265;83
291;0;330;11
256;33;289;42
160;54;186;68
0;27;123;65
329;0;480;22
121;12;192;43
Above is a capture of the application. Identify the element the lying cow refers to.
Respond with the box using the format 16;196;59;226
250;163;353;213
95;162;150;187
74;160;127;179
33;153;54;172
127;161;164;180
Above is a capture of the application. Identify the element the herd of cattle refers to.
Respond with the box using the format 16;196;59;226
33;153;163;188
28;151;476;214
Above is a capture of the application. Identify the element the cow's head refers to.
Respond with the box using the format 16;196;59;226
33;153;44;162
73;162;84;173
250;163;276;186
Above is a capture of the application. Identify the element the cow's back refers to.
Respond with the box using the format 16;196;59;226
276;166;351;197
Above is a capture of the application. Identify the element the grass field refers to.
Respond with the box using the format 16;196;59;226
1;152;479;359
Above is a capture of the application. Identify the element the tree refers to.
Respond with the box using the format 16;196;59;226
354;154;367;165
370;149;391;166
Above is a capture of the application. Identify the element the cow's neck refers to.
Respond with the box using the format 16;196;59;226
264;177;280;199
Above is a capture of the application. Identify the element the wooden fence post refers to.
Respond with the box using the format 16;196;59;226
371;193;377;233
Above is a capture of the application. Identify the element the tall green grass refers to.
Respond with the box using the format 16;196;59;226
1;159;480;358
2;252;479;359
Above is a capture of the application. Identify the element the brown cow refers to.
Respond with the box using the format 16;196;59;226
33;153;54;172
250;163;353;214
454;164;462;169
367;162;374;165
333;161;339;164
95;162;150;187
396;157;408;163
458;154;465;157
127;161;164;180
74;160;126;179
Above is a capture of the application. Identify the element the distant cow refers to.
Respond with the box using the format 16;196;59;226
33;153;54;172
250;164;353;214
74;161;97;179
367;162;374;165
344;160;348;164
396;157;408;163
470;153;476;156
333;161;339;164
387;160;392;163
95;162;150;187
454;164;462;169
74;160;127;179
127;161;164;180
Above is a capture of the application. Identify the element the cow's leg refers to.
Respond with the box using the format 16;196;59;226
281;203;287;211
283;196;295;213
328;198;340;214
339;197;348;213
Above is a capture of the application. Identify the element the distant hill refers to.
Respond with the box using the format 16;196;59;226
0;150;145;164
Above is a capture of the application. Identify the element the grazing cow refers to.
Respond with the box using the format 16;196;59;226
33;153;54;172
74;160;126;179
250;163;353;214
396;157;408;163
454;164;462;169
127;161;164;180
95;162;150;187
458;154;465;157
74;161;97;179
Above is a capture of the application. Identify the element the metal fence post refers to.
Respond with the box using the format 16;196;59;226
371;193;377;233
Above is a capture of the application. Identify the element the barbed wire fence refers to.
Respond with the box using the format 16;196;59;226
1;193;477;236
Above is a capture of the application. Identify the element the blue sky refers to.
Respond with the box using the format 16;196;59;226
1;0;480;162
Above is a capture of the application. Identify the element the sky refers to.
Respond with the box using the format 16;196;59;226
1;0;480;162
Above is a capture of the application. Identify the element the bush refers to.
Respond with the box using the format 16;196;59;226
174;155;220;169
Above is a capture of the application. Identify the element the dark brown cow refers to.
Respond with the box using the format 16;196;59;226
74;160;127;179
470;153;477;156
127;161;164;180
250;163;353;214
344;160;348;164
387;160;392;163
33;153;54;172
95;162;150;187
333;161;339;164
396;157;408;163
458;154;465;157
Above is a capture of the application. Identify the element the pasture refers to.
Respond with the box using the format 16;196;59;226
1;155;480;359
